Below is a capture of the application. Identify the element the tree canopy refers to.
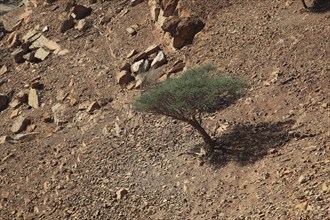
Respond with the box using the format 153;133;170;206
133;64;248;154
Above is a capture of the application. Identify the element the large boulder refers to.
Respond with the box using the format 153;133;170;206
162;15;205;49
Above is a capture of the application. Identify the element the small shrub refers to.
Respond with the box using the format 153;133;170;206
133;64;248;155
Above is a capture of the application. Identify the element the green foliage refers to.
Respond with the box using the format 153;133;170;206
133;64;247;121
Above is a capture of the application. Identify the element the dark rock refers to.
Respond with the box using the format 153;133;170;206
72;5;92;20
0;93;9;111
60;18;75;33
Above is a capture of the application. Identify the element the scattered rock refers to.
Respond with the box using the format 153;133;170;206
10;109;20;119
43;112;53;123
9;99;22;109
11;116;31;134
151;51;167;68
23;52;37;62
72;5;92;20
56;90;68;101
57;49;70;56
14;132;39;141
44;40;61;51
298;175;309;184
295;201;308;211
116;188;128;199
0;65;8;76
42;26;49;32
28;89;39;109
34;48;50;61
116;71;134;86
0;136;13;144
0;93;9;111
86;101;101;113
131;0;143;6
126;49;137;58
75;19;90;31
144;44;159;56
22;29;37;42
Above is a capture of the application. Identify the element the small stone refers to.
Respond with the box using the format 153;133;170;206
69;97;78;106
126;49;137;59
44;40;61;51
43;112;53;123
75;19;89;31
28;89;39;109
42;26;49;32
298;175;309;184
0;93;8;111
10;109;20;119
9;99;21;109
26;124;37;132
11;116;31;134
56;90;68;101
130;0;143;6
295;202;308;211
131;60;144;73
34;48;50;61
86;101;100;113
78;102;90;111
151;51;167;69
132;52;147;62
22;29;37;42
57;49;70;56
0;65;8;75
126;27;137;36
11;48;25;63
116;189;128;200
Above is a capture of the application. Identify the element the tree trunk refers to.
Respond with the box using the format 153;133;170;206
187;119;215;155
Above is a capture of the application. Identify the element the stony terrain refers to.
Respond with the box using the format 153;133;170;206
0;0;329;219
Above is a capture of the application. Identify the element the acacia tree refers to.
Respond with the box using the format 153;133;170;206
133;64;247;155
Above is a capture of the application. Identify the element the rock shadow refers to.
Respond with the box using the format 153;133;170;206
208;120;295;168
302;0;330;13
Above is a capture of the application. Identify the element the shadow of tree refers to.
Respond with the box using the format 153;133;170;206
207;120;295;168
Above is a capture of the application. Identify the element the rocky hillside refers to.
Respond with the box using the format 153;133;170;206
0;0;329;219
